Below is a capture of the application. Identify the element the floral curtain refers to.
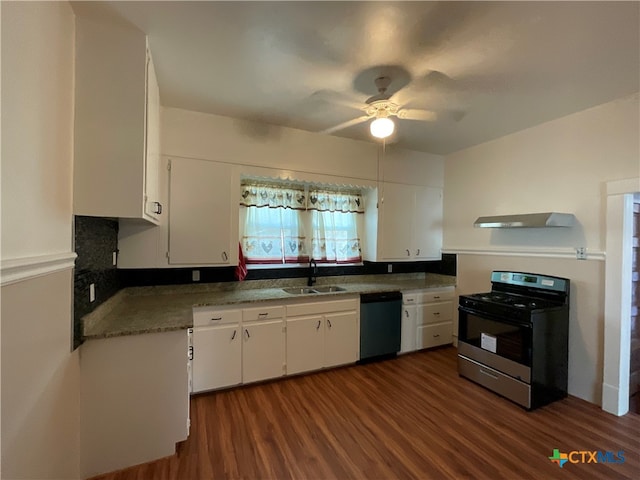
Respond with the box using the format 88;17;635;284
240;183;307;210
240;182;309;264
308;187;363;263
311;210;362;263
307;188;364;213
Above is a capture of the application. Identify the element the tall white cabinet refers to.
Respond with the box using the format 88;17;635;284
168;158;235;265
364;182;443;262
73;13;161;223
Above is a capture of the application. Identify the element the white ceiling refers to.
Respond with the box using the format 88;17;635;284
74;1;639;155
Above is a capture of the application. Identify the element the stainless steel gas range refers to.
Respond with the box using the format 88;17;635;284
457;271;570;410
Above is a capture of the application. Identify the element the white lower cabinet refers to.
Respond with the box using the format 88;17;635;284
286;298;359;375
324;311;359;367
400;293;418;353
401;287;455;352
415;287;455;350
286;315;325;375
192;324;241;392
242;320;285;383
191;308;242;393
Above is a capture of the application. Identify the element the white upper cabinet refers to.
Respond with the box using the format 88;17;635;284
168;157;235;265
73;14;161;223
365;182;443;261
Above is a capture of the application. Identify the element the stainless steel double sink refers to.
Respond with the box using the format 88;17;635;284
282;285;347;295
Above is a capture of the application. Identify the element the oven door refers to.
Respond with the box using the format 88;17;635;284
458;306;532;368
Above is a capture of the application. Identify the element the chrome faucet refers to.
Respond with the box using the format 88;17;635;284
307;258;318;286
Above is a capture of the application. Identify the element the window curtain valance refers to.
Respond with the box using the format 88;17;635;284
240;183;306;210
307;189;364;213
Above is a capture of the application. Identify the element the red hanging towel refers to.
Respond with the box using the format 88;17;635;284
235;242;247;281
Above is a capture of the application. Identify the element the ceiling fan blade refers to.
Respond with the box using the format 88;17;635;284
320;116;370;134
397;109;438;121
310;89;364;111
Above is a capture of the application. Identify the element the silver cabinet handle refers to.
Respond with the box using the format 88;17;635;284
153;202;162;215
222;251;228;261
258;312;268;317
316;320;321;330
244;328;250;339
210;317;222;322
327;319;332;328
405;310;409;318
231;330;236;340
433;334;440;338
433;312;441;316
433;296;440;299
416;249;420;256
406;249;410;256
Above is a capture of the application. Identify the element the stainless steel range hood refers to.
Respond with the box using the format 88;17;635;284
474;212;576;228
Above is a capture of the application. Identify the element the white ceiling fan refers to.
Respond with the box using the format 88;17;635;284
319;76;439;139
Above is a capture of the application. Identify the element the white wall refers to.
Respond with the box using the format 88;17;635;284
444;93;640;405
0;2;80;478
445;93;639;254
162;107;444;186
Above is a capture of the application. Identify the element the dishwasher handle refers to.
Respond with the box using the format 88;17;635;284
360;291;403;303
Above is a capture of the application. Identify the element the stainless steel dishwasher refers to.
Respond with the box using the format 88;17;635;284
359;291;402;361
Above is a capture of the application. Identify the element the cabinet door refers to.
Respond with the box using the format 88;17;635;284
400;304;417;353
413;186;443;260
192;325;241;393
143;51;161;221
169;158;232;264
379;183;415;261
324;311;359;368
286;315;324;375
243;320;285;384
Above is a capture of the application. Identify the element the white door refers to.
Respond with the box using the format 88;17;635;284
324;311;359;368
286;315;324;375
380;182;414;261
243;320;285;384
400;304;417;353
192;325;241;393
413;186;443;260
169;158;232;264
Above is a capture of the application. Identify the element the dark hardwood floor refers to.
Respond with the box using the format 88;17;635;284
93;347;639;480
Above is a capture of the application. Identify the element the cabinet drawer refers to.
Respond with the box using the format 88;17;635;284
242;305;285;322
286;299;358;317
402;293;419;305
193;308;242;327
417;322;453;349
423;288;455;303
418;302;453;325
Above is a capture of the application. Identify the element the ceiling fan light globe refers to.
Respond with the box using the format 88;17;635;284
370;117;395;139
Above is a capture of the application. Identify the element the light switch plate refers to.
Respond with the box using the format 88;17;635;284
89;283;96;302
192;270;200;282
387;264;393;273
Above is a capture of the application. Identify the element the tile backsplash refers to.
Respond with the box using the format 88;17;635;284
73;216;120;348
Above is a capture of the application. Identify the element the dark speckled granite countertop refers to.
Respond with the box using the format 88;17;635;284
82;273;456;340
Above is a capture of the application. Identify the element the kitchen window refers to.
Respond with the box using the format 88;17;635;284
240;181;364;265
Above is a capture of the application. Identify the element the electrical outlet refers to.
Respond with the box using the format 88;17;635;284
576;247;587;260
387;264;393;273
89;283;96;302
192;270;200;282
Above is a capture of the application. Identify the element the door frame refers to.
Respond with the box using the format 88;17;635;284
603;177;639;415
